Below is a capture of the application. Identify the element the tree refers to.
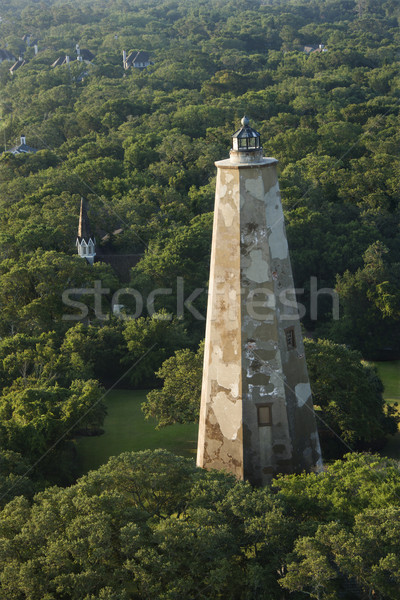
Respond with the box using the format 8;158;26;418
0;251;118;335
0;379;106;483
58;321;126;385
331;241;400;358
0;450;35;507
0;332;59;391
122;311;189;387
281;509;400;599
0;450;399;600
305;338;398;455
1;0;400;520
143;341;204;427
130;213;213;333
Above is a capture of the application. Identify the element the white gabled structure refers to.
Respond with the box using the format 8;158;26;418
8;135;37;154
123;50;151;70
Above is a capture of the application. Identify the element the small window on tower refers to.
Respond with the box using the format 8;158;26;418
257;404;272;427
285;327;296;350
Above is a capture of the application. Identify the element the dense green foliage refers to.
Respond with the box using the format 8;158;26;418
144;340;204;427
0;450;399;600
0;1;400;595
0;0;399;355
304;337;398;455
1;0;399;449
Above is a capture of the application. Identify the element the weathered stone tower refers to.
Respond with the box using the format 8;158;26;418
196;117;322;486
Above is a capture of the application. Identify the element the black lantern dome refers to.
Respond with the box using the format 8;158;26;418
232;116;261;152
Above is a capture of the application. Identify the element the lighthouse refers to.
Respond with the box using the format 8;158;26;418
196;117;322;486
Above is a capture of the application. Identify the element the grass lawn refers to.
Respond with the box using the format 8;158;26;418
374;360;400;403
76;361;400;473
75;389;198;475
374;360;400;459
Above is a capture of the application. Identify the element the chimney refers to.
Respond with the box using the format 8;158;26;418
66;55;70;64
123;49;127;68
76;43;80;56
34;44;38;55
20;135;26;145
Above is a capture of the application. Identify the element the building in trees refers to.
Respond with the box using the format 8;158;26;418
76;44;94;63
8;135;37;154
75;198;141;280
76;197;96;265
9;57;26;74
197;117;322;486
21;34;38;47
52;46;94;68
123;50;151;69
51;55;71;67
303;43;327;53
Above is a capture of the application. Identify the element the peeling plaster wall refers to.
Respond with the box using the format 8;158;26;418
197;166;244;478
197;156;322;485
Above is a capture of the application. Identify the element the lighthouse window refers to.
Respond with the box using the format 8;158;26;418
257;404;272;427
285;327;296;350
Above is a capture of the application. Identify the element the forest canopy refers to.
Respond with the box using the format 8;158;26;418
0;0;399;359
0;1;399;598
0;0;399;479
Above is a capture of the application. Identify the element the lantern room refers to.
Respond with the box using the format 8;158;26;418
232;116;261;151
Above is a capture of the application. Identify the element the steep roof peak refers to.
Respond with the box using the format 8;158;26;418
78;197;93;241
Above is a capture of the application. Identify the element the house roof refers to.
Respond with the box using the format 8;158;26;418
77;198;94;242
96;227;142;280
95;253;142;282
21;35;38;45
125;51;135;66
303;44;326;54
79;48;94;61
9;142;38;154
101;228;124;243
9;59;26;73
125;50;151;67
51;56;70;67
232;116;260;140
132;50;150;64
